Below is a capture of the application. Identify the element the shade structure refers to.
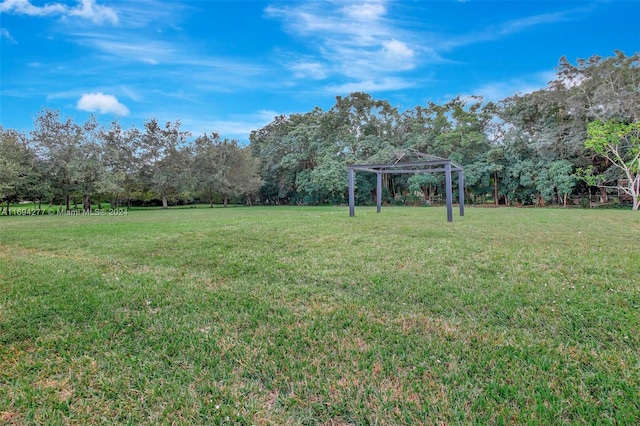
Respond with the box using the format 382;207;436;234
347;151;464;222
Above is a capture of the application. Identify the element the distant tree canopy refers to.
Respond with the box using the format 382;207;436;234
1;112;261;212
250;51;639;207
1;51;638;212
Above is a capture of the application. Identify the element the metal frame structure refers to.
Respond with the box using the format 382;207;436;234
347;154;464;222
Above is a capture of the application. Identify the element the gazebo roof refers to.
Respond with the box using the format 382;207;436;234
348;148;463;174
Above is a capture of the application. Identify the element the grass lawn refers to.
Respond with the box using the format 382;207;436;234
1;206;639;424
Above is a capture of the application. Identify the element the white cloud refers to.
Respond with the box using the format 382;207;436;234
0;27;16;43
0;0;66;16
68;0;118;25
266;0;417;85
341;2;386;21
0;0;118;25
381;39;415;68
291;61;327;80
77;92;129;115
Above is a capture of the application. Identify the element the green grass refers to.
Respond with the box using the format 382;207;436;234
1;206;639;425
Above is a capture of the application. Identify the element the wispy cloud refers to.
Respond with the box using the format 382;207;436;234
72;33;176;64
265;0;580;96
165;110;281;142
77;92;129;115
266;0;418;92
66;26;270;88
441;7;587;50
0;0;66;17
290;60;328;80
462;70;557;102
68;0;118;25
0;0;118;25
0;27;16;43
108;0;190;29
326;77;416;94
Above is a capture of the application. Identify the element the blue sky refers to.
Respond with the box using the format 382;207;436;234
1;0;638;142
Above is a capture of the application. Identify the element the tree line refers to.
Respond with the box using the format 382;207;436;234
1;51;639;213
0;113;261;213
250;51;639;209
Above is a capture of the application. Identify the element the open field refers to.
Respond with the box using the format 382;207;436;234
1;206;639;424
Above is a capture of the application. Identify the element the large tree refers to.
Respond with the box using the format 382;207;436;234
499;51;639;204
250;114;302;203
139;118;192;208
216;140;261;206
31;109;87;211
0;127;40;213
192;132;228;207
76;115;111;213
585;120;640;210
99;119;142;208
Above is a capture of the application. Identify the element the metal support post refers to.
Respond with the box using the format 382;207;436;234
458;170;465;217
445;162;453;222
349;168;355;217
376;171;382;213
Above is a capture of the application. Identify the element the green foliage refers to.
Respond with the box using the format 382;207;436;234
585;119;640;209
586;120;640;168
0;127;41;208
536;160;576;204
407;174;441;203
297;160;348;204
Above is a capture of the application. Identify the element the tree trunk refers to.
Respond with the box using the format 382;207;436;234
83;194;90;213
599;186;608;203
162;195;168;209
223;194;228;207
564;193;568;207
633;177;639;210
66;193;71;211
494;173;499;206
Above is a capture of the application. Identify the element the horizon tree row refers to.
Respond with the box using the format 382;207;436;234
249;51;639;209
0;113;261;213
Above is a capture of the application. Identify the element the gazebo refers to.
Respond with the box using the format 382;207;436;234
347;150;465;222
